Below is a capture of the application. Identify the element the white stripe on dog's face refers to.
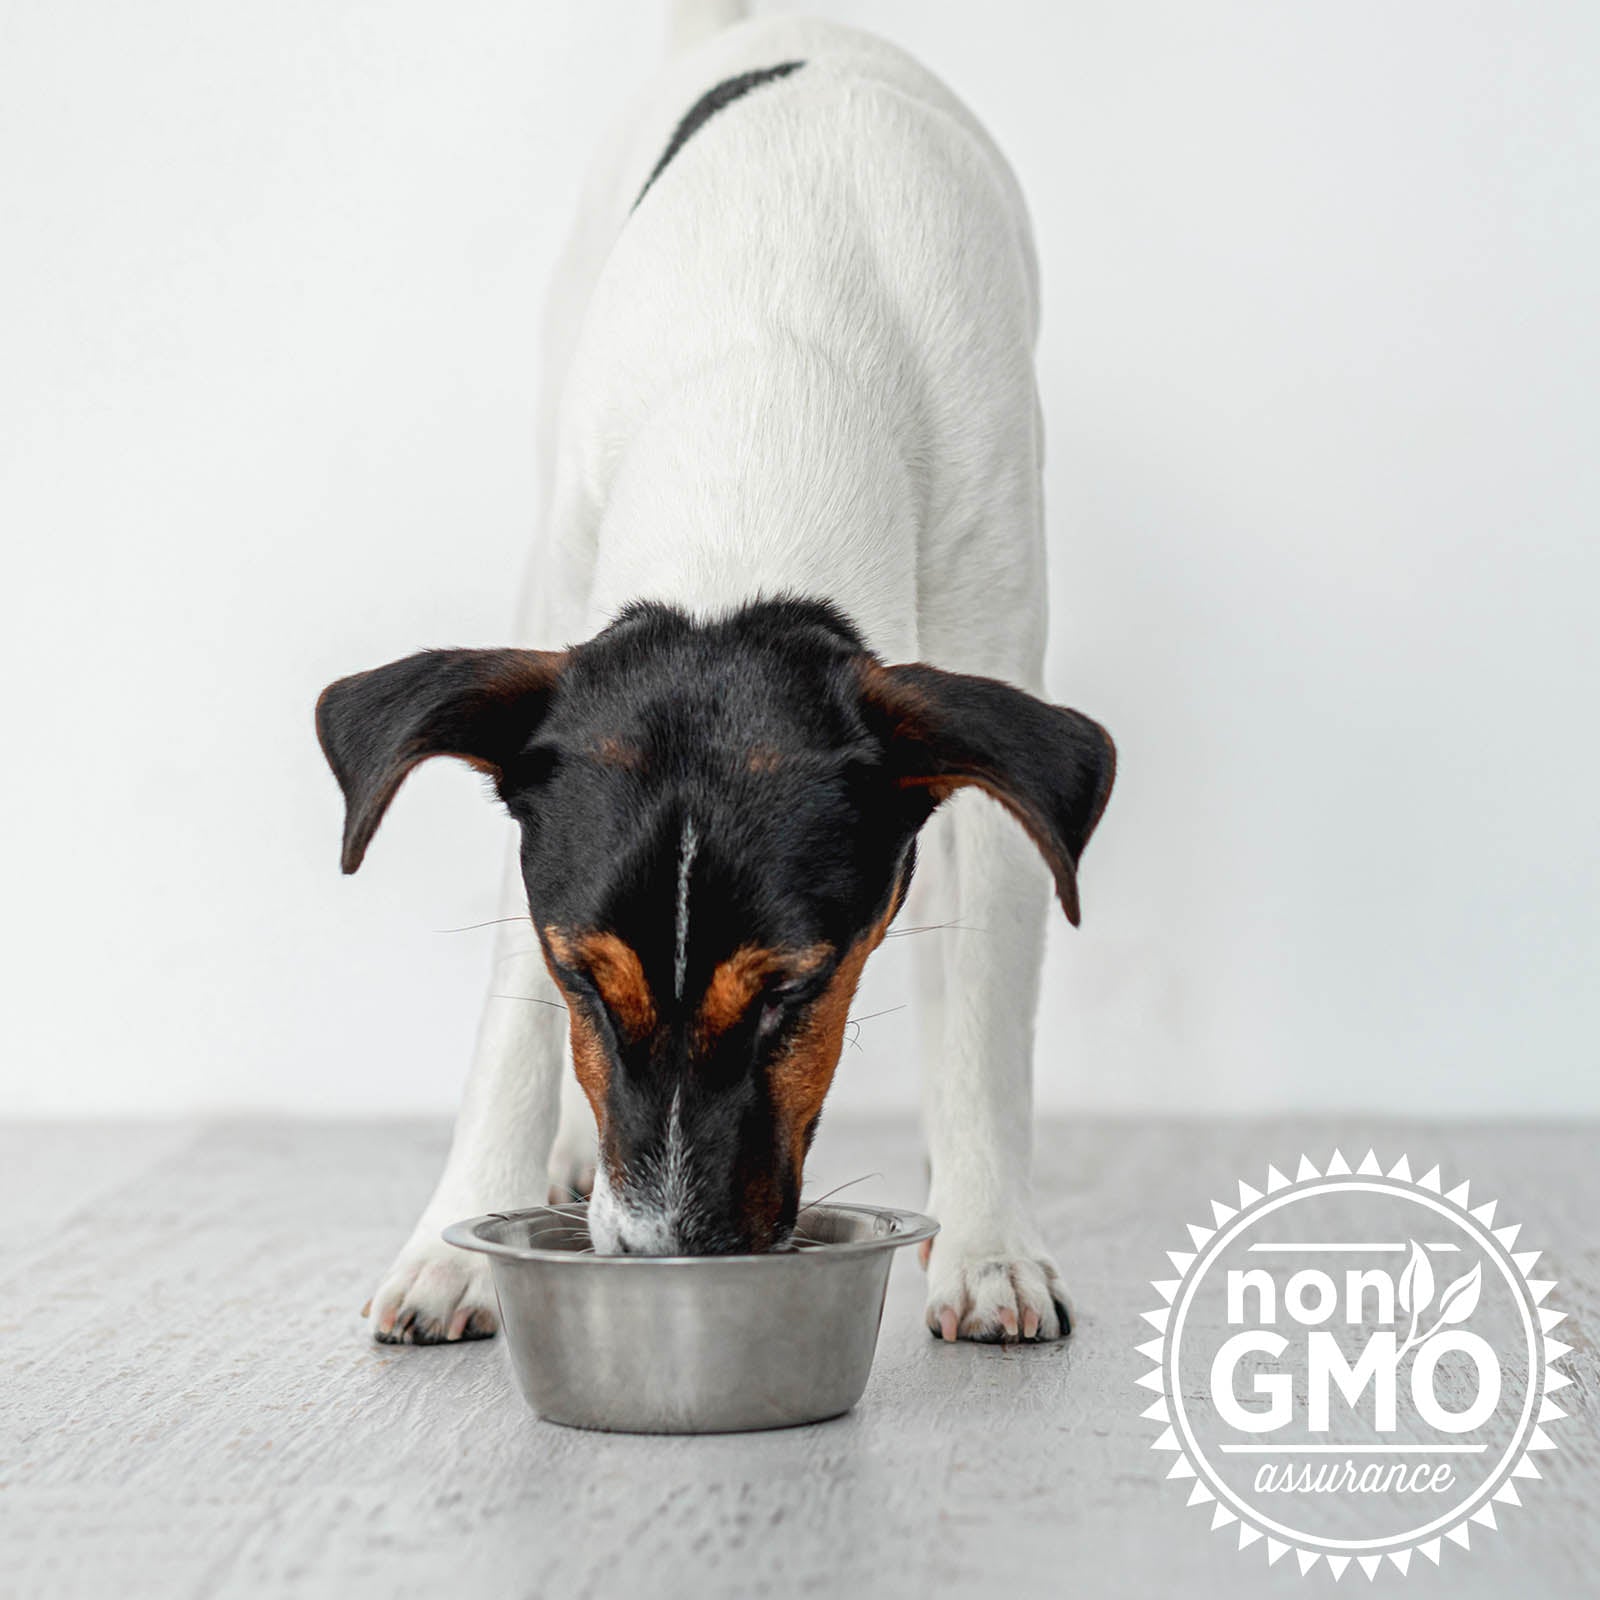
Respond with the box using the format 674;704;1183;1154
586;1086;694;1255
674;816;698;1001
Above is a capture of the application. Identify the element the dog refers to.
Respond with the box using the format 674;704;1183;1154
316;1;1115;1345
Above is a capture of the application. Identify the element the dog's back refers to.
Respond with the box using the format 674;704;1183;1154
531;8;1048;688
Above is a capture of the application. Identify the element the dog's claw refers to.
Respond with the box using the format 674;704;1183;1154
366;1234;498;1347
923;1245;1073;1343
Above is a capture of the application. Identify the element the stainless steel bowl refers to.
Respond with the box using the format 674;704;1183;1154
442;1201;938;1434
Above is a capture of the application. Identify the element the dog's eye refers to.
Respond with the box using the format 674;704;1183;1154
755;976;825;1042
552;964;616;1028
755;1001;787;1043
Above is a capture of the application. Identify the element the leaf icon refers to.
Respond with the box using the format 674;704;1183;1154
1398;1240;1434;1315
1435;1262;1483;1326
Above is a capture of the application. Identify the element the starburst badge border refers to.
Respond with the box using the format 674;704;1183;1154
1137;1151;1570;1580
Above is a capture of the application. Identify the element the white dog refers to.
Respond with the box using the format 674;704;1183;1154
316;0;1114;1345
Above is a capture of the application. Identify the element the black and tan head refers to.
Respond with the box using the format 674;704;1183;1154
315;597;1114;1255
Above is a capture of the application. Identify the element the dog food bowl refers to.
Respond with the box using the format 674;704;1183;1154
442;1201;937;1433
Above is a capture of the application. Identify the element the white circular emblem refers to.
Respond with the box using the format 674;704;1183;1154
1139;1151;1571;1579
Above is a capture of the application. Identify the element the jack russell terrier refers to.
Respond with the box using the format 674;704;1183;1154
316;1;1114;1347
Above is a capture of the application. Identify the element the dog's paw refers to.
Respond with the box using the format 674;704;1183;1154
922;1242;1073;1344
363;1232;498;1345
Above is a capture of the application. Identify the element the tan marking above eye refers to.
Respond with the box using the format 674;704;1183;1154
541;927;657;1041
746;744;785;774
697;942;832;1042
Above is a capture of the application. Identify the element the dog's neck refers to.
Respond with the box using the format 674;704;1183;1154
584;348;921;658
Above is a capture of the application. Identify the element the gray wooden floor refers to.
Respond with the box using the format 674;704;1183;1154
2;1116;1595;1599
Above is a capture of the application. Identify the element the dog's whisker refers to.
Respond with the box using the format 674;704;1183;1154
844;998;908;1049
489;993;569;1011
848;1004;907;1026
496;946;546;967
433;915;535;934
799;1171;882;1209
845;1002;905;1047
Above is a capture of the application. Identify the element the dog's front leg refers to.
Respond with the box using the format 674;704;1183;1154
365;906;566;1344
917;791;1072;1343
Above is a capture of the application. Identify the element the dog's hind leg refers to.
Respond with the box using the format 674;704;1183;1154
364;885;566;1344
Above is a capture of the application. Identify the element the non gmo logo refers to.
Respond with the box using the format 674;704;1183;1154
1138;1152;1571;1578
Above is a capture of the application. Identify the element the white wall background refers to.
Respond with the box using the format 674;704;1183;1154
2;1;1595;1118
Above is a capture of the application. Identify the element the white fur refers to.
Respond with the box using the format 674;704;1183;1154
674;817;698;1001
369;5;1068;1343
587;1086;697;1256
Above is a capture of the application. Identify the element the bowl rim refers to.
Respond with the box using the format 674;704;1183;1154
441;1199;939;1266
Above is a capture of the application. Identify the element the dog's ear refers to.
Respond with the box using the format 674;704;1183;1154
860;661;1116;926
315;648;567;873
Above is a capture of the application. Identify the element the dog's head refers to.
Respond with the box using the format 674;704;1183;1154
316;598;1114;1254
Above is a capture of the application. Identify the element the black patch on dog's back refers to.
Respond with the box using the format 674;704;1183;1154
634;61;804;210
